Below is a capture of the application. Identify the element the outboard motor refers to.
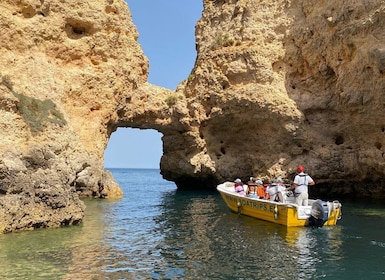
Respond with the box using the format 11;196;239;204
308;199;329;227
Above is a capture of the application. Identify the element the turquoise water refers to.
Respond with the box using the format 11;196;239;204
0;168;384;279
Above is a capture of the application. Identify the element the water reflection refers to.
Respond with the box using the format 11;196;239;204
0;198;117;279
278;226;344;279
152;190;218;279
152;188;348;280
61;199;124;280
0;169;382;280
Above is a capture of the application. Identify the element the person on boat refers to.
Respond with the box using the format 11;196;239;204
256;179;266;199
262;179;270;199
247;177;258;198
266;177;286;202
286;165;315;206
234;178;245;195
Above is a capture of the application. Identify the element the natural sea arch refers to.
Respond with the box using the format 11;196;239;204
104;128;163;169
103;2;202;172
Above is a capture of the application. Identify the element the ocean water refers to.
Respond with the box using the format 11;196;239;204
0;168;384;280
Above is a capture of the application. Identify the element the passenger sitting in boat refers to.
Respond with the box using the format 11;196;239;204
262;179;270;199
247;177;258;198
266;177;286;202
234;178;245;195
256;180;266;199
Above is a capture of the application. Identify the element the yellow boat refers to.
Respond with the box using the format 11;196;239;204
217;182;342;227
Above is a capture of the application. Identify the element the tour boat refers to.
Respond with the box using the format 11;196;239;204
217;181;342;227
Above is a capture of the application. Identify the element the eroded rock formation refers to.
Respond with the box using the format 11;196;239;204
1;0;385;232
157;0;385;199
0;0;144;232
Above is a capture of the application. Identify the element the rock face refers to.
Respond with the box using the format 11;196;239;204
1;0;385;232
0;0;145;232
158;0;385;198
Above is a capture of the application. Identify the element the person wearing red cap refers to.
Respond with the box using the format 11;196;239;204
286;165;315;206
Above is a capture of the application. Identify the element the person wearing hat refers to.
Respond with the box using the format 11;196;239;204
286;165;315;206
247;178;265;199
255;179;266;199
234;178;245;195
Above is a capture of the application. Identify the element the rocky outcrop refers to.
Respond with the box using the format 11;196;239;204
0;0;144;232
156;0;385;198
1;0;385;232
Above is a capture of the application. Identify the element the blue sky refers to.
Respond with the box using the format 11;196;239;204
104;0;203;168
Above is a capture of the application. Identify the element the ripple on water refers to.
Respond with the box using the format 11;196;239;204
0;170;384;279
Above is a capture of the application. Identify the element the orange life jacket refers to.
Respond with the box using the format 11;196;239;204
257;185;265;198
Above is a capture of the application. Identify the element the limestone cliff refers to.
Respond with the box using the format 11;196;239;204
156;0;385;200
0;0;147;232
1;0;385;233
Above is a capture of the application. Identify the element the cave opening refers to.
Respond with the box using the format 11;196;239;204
104;127;163;169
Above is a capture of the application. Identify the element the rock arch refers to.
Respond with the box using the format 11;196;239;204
1;0;385;233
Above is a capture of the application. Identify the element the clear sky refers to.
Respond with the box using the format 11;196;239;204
104;0;203;169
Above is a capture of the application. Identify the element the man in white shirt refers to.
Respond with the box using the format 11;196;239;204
286;165;315;206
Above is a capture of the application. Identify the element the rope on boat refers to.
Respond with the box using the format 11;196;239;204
237;201;241;215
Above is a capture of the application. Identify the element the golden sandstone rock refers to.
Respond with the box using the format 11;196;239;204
0;0;385;232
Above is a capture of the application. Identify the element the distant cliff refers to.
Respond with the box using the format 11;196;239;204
1;0;385;233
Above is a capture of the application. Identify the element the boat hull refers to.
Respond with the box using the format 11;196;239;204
217;182;341;227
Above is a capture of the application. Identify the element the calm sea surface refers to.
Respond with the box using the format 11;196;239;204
0;168;384;280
